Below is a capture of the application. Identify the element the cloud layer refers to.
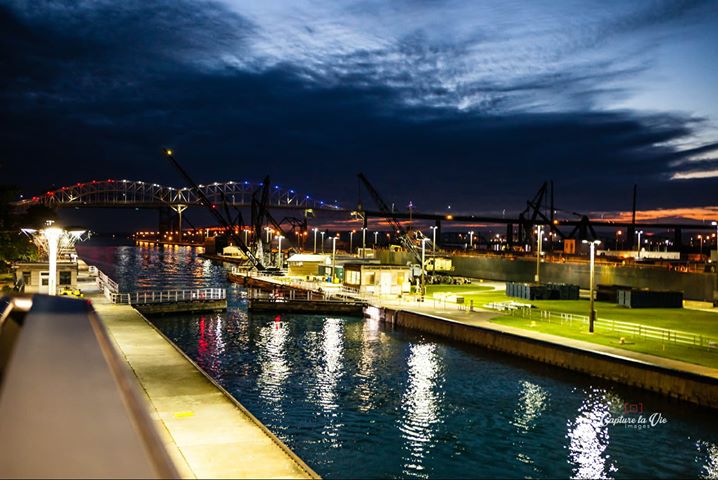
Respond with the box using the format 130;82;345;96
1;0;717;216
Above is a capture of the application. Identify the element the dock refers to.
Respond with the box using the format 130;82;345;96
248;298;365;315
92;296;319;479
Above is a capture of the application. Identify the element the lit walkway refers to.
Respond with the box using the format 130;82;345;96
91;296;317;479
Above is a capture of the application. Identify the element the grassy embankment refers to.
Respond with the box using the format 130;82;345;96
425;283;718;368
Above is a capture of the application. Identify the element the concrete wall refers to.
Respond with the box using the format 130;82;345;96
376;307;718;409
451;255;716;301
376;249;716;301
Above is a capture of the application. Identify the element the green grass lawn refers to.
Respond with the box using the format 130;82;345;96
424;283;718;368
493;315;718;369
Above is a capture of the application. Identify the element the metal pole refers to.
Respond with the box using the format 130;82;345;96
45;227;62;296
313;228;318;254
321;232;325;253
362;228;366;258
350;230;354;254
332;237;337;282
535;225;543;283
589;242;596;333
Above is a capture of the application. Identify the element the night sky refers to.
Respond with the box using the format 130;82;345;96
2;0;717;221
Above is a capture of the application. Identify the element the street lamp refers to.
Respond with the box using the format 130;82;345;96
243;228;249;245
430;226;438;254
616;230;622;250
421;237;430;299
698;234;704;256
582;239;601;333
468;231;474;250
276;235;284;268
350;230;355;254
331;236;338;282
320;231;326;253
313;227;318;253
535;225;543;283
636;230;644;254
712;221;718;260
265;227;273;244
374;231;379;246
361;227;367;258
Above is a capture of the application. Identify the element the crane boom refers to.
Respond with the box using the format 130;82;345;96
164;149;265;270
357;173;422;263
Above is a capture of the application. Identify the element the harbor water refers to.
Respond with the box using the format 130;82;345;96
78;241;718;479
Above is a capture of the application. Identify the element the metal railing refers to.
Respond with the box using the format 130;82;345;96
111;288;226;305
499;305;718;349
97;269;119;295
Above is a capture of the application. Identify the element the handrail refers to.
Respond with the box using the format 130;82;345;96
110;288;226;305
505;306;718;349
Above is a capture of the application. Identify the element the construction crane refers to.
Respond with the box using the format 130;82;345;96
357;173;423;264
164;149;265;270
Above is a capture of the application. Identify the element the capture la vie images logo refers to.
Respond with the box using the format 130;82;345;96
602;402;668;430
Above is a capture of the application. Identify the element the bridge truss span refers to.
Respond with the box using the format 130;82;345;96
18;179;346;211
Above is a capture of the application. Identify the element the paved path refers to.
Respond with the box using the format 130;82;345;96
91;295;317;479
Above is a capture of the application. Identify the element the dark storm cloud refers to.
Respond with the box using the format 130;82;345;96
1;0;716;218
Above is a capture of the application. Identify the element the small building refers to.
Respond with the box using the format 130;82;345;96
13;261;78;294
343;263;411;295
286;254;329;277
222;245;247;259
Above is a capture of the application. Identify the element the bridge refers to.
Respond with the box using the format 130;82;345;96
15;179;346;212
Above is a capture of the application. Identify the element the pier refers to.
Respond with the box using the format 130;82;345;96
92;295;318;479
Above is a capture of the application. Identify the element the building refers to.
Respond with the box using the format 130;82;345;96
343;263;411;295
222;246;247;259
13;261;78;294
286;254;330;277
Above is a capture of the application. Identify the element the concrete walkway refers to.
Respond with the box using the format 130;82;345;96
91;296;317;479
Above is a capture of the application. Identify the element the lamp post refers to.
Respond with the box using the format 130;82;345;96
713;221;718;260
350;230;355;254
636;230;644;254
276;235;284;268
243;228;249;245
698;235;704;256
320;231;326;253
430;225;438;276
374;231;379;246
468;231;475;250
361;227;367;258
331;236;338;282
535;225;543;283
421;237;430;299
582;240;601;333
265;227;273;244
313;228;318;253
616;230;622;250
44;227;62;296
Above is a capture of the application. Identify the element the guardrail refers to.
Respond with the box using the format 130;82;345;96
110;288;226;305
96;269;119;297
498;305;718;349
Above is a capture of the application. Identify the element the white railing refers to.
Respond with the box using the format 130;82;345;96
110;288;226;305
96;269;119;300
502;306;718;349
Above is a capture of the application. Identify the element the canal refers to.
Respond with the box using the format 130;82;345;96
78;241;718;479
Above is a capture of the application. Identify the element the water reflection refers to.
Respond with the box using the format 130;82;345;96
566;389;618;479
697;441;718;479
399;343;443;477
316;318;345;448
512;380;549;469
257;319;290;428
355;317;381;412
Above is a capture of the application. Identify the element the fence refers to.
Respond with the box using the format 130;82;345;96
110;288;226;305
495;303;718;349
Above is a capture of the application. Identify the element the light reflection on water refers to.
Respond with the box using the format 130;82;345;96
566;389;618;479
86;244;718;479
400;343;443;478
